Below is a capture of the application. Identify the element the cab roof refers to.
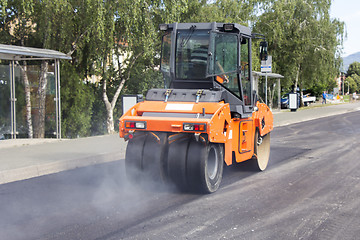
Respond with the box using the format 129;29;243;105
161;22;252;38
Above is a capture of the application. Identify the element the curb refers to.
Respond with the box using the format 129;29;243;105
274;105;360;127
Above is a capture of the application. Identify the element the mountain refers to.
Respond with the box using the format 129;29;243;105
342;52;360;72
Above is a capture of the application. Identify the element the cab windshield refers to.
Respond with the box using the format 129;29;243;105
160;28;240;94
175;30;210;80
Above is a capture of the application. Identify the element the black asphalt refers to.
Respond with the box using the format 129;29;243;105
1;110;360;239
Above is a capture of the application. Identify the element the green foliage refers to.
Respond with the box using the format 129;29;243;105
184;0;261;24
123;65;163;97
345;62;360;93
89;84;108;136
254;0;344;92
61;62;94;138
310;78;338;97
345;75;358;93
0;0;346;137
347;62;360;77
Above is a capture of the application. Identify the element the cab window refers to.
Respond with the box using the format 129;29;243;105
208;33;238;76
160;33;171;73
240;38;251;105
209;32;240;97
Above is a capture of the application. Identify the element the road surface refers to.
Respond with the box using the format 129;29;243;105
1;111;360;240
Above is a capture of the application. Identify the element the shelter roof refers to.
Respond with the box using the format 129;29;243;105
0;44;71;60
252;71;284;79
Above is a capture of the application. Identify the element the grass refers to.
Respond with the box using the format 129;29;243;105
342;95;350;102
278;96;351;112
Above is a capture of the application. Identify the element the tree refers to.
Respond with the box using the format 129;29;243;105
345;75;358;93
1;0;113;138
346;62;360;93
96;0;193;133
1;0;36;138
254;0;345;100
347;62;360;77
183;0;261;24
0;0;347;138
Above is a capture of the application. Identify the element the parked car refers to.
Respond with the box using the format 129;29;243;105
302;94;316;106
281;94;290;109
281;93;316;109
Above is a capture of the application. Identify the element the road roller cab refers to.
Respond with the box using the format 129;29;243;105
119;22;273;193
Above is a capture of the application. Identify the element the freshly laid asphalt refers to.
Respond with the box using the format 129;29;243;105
1;101;360;185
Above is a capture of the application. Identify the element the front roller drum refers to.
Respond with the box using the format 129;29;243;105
252;131;271;171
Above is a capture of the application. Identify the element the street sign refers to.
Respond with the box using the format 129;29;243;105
261;55;272;73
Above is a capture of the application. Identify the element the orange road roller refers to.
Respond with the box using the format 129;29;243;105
119;22;273;193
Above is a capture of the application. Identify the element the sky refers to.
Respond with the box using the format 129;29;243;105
330;0;360;57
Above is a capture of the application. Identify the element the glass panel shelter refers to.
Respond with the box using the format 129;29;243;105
0;44;71;139
252;71;284;110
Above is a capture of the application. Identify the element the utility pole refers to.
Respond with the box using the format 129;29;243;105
341;72;344;96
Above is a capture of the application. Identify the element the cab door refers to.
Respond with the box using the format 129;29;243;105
239;36;254;113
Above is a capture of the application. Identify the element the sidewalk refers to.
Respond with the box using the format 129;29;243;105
0;135;127;184
273;101;360;127
1;101;360;185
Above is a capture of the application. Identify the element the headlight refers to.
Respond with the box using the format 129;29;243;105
183;123;206;132
135;122;145;129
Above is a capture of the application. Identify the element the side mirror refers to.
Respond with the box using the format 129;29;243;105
260;41;268;61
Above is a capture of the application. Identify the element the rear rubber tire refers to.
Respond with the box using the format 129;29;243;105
167;136;190;191
125;132;168;184
125;133;147;182
142;132;168;182
187;140;224;193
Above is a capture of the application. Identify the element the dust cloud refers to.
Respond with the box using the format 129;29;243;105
0;159;179;240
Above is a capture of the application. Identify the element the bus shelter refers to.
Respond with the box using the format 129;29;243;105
0;44;71;139
252;71;284;110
